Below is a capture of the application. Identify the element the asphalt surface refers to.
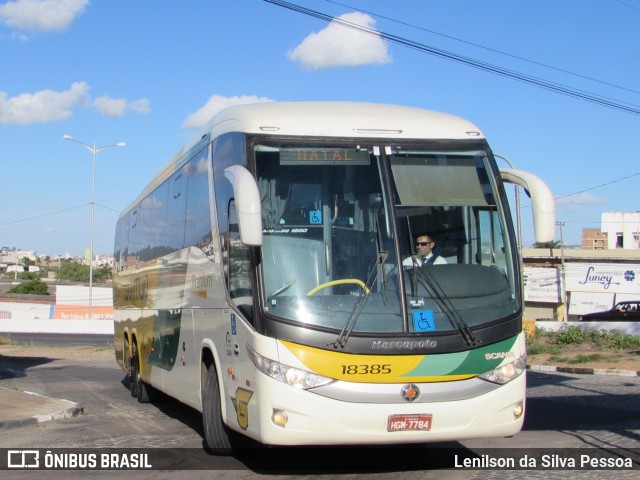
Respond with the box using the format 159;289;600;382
2;341;639;479
1;363;638;430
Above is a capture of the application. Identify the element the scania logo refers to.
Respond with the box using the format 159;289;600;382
401;384;420;402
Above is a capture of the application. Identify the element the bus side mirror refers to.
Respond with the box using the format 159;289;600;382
224;165;263;246
500;168;556;244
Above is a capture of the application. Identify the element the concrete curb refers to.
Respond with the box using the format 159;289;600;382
527;364;640;377
0;388;83;429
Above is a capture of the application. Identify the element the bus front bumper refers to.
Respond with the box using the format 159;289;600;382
235;372;526;446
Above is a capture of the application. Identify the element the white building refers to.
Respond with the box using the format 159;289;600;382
601;212;640;250
523;247;640;321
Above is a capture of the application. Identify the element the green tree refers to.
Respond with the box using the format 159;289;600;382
55;260;112;283
56;260;90;282
17;272;38;281
93;264;113;283
8;279;49;295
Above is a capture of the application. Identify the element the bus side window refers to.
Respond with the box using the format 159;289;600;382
228;201;253;321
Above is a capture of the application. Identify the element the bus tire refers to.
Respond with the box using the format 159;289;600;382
202;365;235;455
125;337;136;397
131;343;150;403
129;345;138;398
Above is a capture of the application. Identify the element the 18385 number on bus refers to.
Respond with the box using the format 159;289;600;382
341;364;392;375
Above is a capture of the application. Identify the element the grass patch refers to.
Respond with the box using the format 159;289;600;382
568;353;604;364
547;353;603;365
527;342;562;356
526;325;640;369
528;325;640;351
548;355;571;364
0;335;17;346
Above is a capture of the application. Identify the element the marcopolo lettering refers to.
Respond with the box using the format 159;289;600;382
372;339;437;350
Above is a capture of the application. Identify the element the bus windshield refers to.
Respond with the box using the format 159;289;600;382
255;143;517;336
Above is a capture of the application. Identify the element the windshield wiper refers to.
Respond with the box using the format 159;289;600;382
414;267;478;347
328;249;387;349
329;215;390;349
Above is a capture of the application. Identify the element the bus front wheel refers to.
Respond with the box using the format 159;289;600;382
202;365;235;455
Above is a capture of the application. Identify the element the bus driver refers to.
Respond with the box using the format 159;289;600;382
403;233;447;268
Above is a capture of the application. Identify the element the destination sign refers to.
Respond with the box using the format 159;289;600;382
280;148;370;165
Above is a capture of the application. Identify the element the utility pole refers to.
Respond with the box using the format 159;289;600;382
556;221;567;321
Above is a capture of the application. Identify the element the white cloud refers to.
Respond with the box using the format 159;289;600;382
0;84;151;124
556;193;608;206
0;81;89;125
92;96;151;118
289;12;391;70
128;98;151;114
92;96;127;118
183;94;274;129
0;0;89;32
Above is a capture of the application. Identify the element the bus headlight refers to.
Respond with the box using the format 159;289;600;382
247;345;334;389
478;354;527;385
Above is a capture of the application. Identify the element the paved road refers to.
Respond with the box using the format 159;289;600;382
0;345;638;479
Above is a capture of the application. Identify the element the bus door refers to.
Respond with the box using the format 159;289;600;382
226;201;258;432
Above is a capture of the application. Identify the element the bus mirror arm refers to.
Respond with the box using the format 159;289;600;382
499;168;556;244
224;165;263;246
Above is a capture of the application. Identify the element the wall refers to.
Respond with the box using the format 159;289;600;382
0;285;113;334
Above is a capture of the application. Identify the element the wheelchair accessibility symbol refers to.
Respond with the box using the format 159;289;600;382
310;210;322;225
412;310;435;332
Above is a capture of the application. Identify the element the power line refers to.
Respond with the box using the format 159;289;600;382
95;203;121;214
614;0;640;13
323;0;640;96
0;204;89;226
0;203;119;227
509;171;639;219
265;0;640;115
554;172;640;200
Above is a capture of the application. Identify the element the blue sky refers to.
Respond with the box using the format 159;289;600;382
1;0;639;257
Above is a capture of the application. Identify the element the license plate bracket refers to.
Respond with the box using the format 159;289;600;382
387;414;432;432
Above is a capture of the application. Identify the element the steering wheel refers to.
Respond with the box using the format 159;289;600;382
306;279;370;296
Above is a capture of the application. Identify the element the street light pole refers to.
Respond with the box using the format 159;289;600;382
64;135;125;319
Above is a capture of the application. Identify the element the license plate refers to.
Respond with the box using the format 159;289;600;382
387;414;432;432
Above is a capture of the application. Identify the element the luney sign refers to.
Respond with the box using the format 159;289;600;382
566;264;638;294
523;263;640;316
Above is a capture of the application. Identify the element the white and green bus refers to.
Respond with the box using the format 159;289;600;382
113;102;555;453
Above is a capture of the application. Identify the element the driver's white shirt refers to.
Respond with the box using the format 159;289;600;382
402;253;447;267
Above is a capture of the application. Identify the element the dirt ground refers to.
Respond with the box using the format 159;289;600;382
0;343;114;362
526;341;639;371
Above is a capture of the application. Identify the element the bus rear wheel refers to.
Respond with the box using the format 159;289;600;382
202;365;236;455
131;343;150;403
125;337;136;398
